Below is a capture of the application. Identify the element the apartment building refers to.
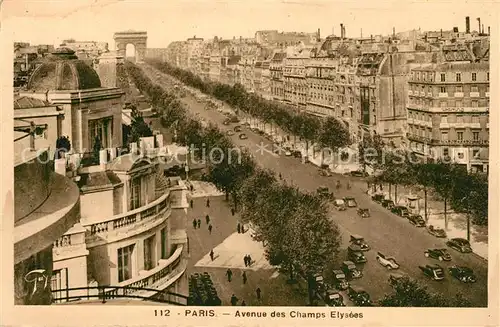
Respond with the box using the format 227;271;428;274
407;62;489;172
269;52;286;101
283;48;311;108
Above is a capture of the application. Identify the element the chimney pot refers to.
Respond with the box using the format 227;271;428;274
466;16;470;34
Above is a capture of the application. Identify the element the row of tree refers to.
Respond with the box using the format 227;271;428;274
126;61;473;307
146;59;352;158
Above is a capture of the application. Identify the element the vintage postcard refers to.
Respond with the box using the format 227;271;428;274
0;0;498;326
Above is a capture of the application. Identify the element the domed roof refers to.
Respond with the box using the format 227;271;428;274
27;47;101;91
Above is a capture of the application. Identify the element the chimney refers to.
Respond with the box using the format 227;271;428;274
393;27;396;37
370;34;373;41
340;24;344;39
317;28;320;40
488;26;490;35
477;17;481;34
482;24;484;34
343;25;346;38
361;28;363;38
466;16;470;33
440;29;443;37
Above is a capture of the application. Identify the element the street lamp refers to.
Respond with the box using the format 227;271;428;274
460;196;471;242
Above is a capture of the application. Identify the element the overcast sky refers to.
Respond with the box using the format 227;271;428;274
2;0;498;49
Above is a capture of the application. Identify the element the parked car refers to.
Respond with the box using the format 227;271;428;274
424;248;452;261
239;133;248;140
313;273;326;294
381;199;395;209
371;193;385;203
332;198;347;211
222;119;230;125
226;130;235;136
350;234;370;251
341;261;362;279
292;150;302;158
419;264;445;281
391;205;410;218
350;170;368;177
376;252;400;270
284;149;292;156
357;208;370;218
427;225;447;238
408;214;426;227
319;169;332;177
347;286;371;306
234;126;242;132
388;272;407;287
317;187;334;200
332;270;349;290
348;245;367;263
344;196;357;208
446;238;473;253
448;265;476;283
324;290;345;307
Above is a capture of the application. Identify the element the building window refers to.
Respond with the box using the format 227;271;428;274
118;244;134;282
456;73;461;82
457;131;464;141
441;132;448;141
88;116;113;150
144;235;156;271
441;115;448;123
487;72;489;81
456;100;463;107
440;86;446;93
473;131;479;141
472;73;477;81
130;178;141;210
440;73;445;82
440;101;447;108
471;100;479;107
473;149;480;158
471;85;478;93
472;115;480;123
455;85;463;93
456;115;463;123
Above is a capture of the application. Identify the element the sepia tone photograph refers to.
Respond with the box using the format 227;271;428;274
1;0;498;325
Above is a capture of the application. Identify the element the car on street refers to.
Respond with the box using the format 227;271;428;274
391;205;410;218
424;248;452;261
332;270;349;290
319;169;332;177
226;130;235;136
381;199;395;210
344;196;357;208
332;198;347;211
348;245;367;263
324;290;345;307
349;170;368;177
317;187;334;200
239;133;248;140
292;150;302;158
357;208;370;218
350;234;370;251
234;126;242;132
371;193;385;203
446;238;473;253
448;265;476;283
376;252;400;270
341;261;362;279
388;272;407;287
313;273;326;294
419;264;445;281
408;214;426;227
284;149;292;156
347;286;371;306
427;225;447;238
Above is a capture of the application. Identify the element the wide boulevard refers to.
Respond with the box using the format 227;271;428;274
139;63;488;307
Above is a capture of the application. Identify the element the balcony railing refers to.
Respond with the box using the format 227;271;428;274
439;122;481;129
437;139;489;146
438;92;448;98
470;92;480;98
84;193;170;244
454;92;464;98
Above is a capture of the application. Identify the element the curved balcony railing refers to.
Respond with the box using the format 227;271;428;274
83;192;170;246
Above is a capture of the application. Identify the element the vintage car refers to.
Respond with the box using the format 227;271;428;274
332;270;349;290
424;248;452;261
284;148;292;156
324;290;345;307
391;205;410;218
292;150;302;158
408;214;426;227
318;169;332;177
357;208;370;218
371;193;385;203
333;198;347;211
347;286;372;306
226;130;235;136
344;197;358;208
388;272;407;287
317;187;334;200
381;199;395;209
376;252;400;270
349;170;368;177
427;225;447;238
313;273;326;293
239;133;248;140
448;265;476;283
419;264;445;281
446;238;473;253
350;234;370;251
348;245;367;263
341;261;362;279
234;125;242;132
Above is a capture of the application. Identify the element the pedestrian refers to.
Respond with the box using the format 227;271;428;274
243;255;248;267
205;214;210;224
230;294;238;306
210;249;214;261
190;184;194;192
208;224;213;234
237;223;241;234
231;208;235;216
241;300;246;306
206;198;210;207
279;173;282;180
197;219;201;228
190;199;194;208
226;269;233;282
256;287;261;300
192;218;197;229
247;254;252;266
242;271;247;284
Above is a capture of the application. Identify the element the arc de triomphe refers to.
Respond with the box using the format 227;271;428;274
113;30;147;62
